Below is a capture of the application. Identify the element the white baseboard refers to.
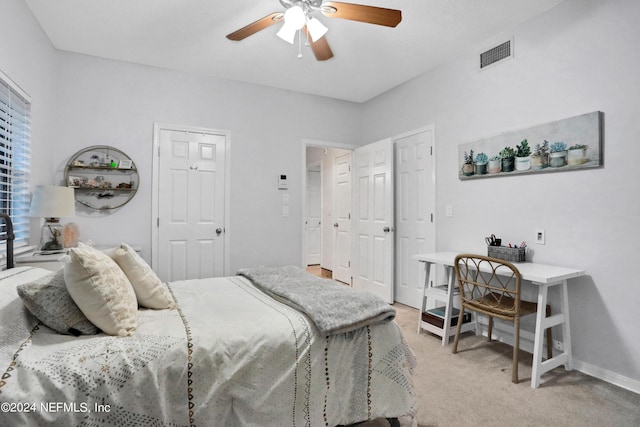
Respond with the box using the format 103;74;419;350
477;318;640;394
573;359;640;394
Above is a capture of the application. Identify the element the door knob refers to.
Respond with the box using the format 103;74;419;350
334;223;339;228
216;227;223;235
383;226;393;233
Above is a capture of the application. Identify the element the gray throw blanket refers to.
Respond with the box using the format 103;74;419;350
237;266;396;335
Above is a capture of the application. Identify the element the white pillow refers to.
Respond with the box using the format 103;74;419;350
110;243;176;309
64;243;138;336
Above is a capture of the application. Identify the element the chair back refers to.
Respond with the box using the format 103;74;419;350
454;254;522;319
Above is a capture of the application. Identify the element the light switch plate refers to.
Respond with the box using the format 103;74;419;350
535;229;545;245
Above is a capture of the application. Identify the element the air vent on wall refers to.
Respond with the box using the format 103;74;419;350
480;40;512;69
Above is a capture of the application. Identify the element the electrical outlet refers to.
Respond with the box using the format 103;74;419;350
535;228;546;245
476;315;488;325
553;339;563;351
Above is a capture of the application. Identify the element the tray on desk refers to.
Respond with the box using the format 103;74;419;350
488;245;526;262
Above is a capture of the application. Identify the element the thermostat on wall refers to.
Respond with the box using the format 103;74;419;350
278;174;288;189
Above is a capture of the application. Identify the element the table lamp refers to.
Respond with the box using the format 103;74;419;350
29;185;75;253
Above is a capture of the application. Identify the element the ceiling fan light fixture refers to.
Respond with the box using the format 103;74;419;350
276;23;298;44
227;0;401;61
306;17;328;42
284;5;306;29
277;5;307;44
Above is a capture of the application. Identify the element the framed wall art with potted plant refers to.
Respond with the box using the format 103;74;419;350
457;111;603;180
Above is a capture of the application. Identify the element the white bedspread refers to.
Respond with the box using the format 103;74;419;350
0;267;416;426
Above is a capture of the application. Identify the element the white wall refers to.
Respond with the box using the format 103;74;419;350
49;53;361;272
360;0;640;388
2;0;362;273
0;0;58;203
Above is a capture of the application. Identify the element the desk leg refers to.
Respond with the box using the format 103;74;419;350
440;265;455;346
531;280;573;388
417;261;433;334
559;280;574;370
531;283;549;388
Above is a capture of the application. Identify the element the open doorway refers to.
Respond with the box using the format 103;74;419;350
305;160;321;267
302;126;436;306
303;141;355;284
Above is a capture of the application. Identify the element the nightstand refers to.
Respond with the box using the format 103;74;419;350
14;252;65;271
14;245;142;272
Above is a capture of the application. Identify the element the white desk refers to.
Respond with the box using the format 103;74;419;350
413;251;585;388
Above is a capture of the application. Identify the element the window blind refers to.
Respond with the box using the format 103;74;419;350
0;70;31;249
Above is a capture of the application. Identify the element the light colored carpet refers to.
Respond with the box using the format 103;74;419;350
305;267;640;427
391;303;640;427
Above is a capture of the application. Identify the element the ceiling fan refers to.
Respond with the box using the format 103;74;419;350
226;1;402;61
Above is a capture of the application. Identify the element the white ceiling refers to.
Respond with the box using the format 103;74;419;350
25;0;563;103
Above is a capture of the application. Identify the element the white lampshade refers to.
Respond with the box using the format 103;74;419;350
277;23;298;44
277;6;307;44
29;185;75;219
284;6;306;29
306;17;328;42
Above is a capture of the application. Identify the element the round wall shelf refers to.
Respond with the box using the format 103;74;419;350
64;145;139;210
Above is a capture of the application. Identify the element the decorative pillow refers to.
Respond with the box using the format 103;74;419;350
110;242;176;310
17;269;100;336
64;243;138;336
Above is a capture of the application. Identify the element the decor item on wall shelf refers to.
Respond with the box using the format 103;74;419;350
118;159;132;169
458;111;603;180
64;146;139;210
29;185;76;253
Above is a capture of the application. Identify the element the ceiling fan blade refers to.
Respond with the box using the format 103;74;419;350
226;12;284;41
321;2;402;27
304;27;334;61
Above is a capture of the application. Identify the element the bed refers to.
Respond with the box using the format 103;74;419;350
0;241;416;426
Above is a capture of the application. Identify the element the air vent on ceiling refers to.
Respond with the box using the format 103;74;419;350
480;40;512;69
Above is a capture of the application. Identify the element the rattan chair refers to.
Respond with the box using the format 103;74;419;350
451;254;553;383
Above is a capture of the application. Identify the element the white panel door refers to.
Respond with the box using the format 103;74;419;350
352;139;394;303
156;129;226;281
306;168;321;265
394;128;435;308
333;152;352;284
